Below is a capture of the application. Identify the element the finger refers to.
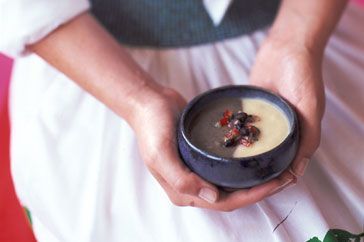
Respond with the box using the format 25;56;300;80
150;166;297;211
149;136;219;204
268;170;298;196
290;99;322;177
269;178;297;197
150;166;217;208
230;171;295;203
148;168;192;207
201;171;296;211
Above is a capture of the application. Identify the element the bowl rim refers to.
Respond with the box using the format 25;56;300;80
179;84;299;162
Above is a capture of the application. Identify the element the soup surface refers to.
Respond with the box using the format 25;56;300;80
189;98;290;158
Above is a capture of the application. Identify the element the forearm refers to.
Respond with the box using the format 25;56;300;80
269;0;348;54
28;12;162;125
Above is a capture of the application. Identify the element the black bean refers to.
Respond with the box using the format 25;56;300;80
224;138;235;147
239;127;248;136
246;115;255;123
250;126;260;135
229;113;235;120
235;111;247;122
233;119;243;129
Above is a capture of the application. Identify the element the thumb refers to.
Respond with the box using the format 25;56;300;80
290;108;321;177
165;155;219;204
151;139;219;204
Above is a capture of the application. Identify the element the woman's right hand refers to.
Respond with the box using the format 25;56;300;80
131;86;220;205
131;86;294;211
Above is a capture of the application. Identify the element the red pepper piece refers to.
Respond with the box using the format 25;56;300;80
223;109;233;119
219;117;229;126
240;138;252;147
225;128;239;139
224;131;233;139
232;128;240;136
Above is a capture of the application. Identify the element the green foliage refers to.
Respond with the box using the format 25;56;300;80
307;229;364;242
307;237;322;242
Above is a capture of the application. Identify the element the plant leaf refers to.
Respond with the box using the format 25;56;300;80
307;237;322;242
323;229;364;242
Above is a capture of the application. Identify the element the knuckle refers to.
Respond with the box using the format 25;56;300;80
144;155;157;168
221;206;235;212
143;149;161;169
173;176;190;194
312;138;320;150
307;129;321;151
169;197;185;207
162;87;179;99
214;204;236;212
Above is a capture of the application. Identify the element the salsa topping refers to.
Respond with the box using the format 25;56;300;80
215;109;260;148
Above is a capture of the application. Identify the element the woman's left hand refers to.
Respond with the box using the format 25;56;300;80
248;36;325;191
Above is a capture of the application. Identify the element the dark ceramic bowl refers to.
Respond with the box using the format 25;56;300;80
177;85;299;189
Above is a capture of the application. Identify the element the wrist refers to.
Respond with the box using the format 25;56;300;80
267;26;326;58
263;28;325;64
267;0;348;57
119;76;167;129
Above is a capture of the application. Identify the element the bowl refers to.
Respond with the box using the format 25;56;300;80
177;85;299;189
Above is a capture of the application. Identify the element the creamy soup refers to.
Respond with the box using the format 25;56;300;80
189;98;290;158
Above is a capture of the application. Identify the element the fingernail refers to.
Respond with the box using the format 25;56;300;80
295;158;310;176
269;179;293;195
198;187;218;204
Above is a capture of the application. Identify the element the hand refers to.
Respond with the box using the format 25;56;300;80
249;36;325;187
131;87;220;205
132;86;296;211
